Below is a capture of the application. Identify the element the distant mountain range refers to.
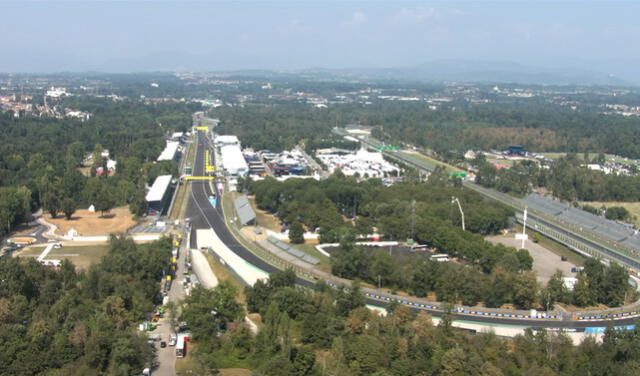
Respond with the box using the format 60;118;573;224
3;50;639;87
310;59;638;86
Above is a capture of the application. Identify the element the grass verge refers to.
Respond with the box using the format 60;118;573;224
295;243;331;272
169;182;189;220
203;251;247;305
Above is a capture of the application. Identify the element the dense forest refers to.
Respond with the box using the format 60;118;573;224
183;269;640;376
0;236;172;375
475;153;640;202
248;174;630;309
211;100;640;159
0;98;197;237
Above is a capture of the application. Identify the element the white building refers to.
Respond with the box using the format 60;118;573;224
587;164;614;174
46;87;68;98
146;175;173;214
157;141;180;162
317;147;399;179
221;145;249;176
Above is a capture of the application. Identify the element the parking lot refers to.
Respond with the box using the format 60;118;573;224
487;235;577;284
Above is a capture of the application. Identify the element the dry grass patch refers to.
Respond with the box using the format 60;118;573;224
47;207;137;236
247;196;281;232
18;244;109;269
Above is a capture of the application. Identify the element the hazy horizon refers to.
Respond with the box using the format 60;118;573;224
2;1;639;78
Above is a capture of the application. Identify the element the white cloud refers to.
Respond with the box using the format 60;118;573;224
391;6;440;24
448;9;467;17
349;11;368;26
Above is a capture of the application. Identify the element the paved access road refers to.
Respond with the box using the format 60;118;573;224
153;230;189;376
186;130;639;331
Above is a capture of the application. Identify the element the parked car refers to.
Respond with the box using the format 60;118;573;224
160;341;167;348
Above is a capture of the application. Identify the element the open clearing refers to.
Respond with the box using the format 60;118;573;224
46;207;136;236
18;244;109;268
487;234;578;284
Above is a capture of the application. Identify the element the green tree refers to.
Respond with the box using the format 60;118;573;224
44;190;61;219
181;281;244;341
335;281;365;316
62;198;76;220
513;271;538;309
94;186;115;217
292;346;316;376
572;272;594;307
129;188;148;217
289;221;305;244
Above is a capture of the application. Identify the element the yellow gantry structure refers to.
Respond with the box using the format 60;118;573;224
183;176;215;181
204;150;215;172
195;126;209;131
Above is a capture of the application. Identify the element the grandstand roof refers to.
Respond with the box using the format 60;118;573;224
221;145;248;174
146;175;172;202
233;194;256;225
157;141;179;161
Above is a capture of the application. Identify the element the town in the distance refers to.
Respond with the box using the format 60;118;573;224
2;70;640;376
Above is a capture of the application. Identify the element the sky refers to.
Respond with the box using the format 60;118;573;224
1;1;639;73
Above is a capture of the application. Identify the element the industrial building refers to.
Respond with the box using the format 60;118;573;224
221;145;249;176
145;175;173;215
157;141;180;162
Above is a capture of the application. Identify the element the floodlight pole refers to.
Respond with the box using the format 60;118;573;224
451;197;465;231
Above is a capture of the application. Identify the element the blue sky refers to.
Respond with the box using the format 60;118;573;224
1;1;639;72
